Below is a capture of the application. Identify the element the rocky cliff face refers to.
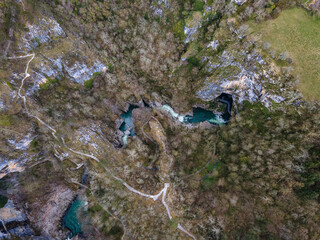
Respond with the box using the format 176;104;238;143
309;0;320;11
0;0;320;239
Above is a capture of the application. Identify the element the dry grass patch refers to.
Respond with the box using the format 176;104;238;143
249;8;320;100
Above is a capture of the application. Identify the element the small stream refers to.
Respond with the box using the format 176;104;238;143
119;94;233;145
10;31;199;240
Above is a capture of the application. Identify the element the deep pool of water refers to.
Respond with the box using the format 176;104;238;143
118;93;233;145
62;198;83;238
184;107;226;125
162;93;233;125
119;105;138;137
119;105;139;146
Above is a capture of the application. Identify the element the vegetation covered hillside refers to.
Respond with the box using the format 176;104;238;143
0;0;319;239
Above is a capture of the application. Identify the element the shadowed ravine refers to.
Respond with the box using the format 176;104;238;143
119;96;233;146
8;51;197;239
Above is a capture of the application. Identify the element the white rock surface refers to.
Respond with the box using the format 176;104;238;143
22;17;65;50
0;156;29;179
64;61;106;84
8;133;34;150
233;0;247;6
197;51;285;107
0;200;26;224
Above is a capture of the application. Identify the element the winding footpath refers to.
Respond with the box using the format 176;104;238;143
7;52;197;240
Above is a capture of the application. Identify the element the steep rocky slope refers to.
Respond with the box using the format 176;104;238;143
0;0;320;239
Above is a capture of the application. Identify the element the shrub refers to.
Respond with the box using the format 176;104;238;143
173;20;185;42
295;145;320;201
88;203;103;213
187;55;201;67
193;0;205;12
0;115;12;126
0;195;8;208
84;78;94;89
39;77;59;91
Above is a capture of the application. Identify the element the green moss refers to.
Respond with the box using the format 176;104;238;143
93;72;101;77
0;115;12;126
274;58;289;67
144;12;150;21
29;138;41;152
88;203;103;213
70;0;83;15
30;138;38;149
4;80;13;89
31;37;41;46
206;162;217;172
241;101;272;135
0;195;8;208
236;3;247;14
201;11;222;35
84;78;94;89
102;224;123;237
95;186;106;197
295;145;320;201
39;77;59;91
86;189;91;197
186;55;202;72
101;211;110;222
200;176;215;190
187;56;200;66
83;72;101;90
108;225;122;235
169;218;179;229
239;156;249;164
2;6;12;43
107;63;113;72
173;19;185;42
193;0;205;12
269;4;276;13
